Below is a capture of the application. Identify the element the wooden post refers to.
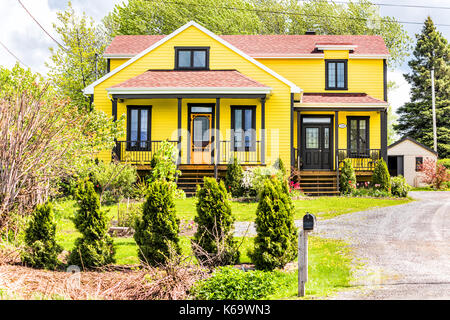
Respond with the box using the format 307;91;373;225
298;230;309;297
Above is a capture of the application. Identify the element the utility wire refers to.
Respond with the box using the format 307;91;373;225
146;0;450;27
16;0;69;52
297;0;450;11
0;39;31;69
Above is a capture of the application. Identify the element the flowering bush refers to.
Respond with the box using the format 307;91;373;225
419;158;450;190
240;166;284;198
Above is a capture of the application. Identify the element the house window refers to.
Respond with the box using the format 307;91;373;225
127;106;151;150
347;116;369;157
175;47;209;70
325;60;347;90
231;106;256;151
416;157;423;171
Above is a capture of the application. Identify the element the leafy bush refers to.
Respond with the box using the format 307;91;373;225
68;180;115;269
390;175;411;197
372;159;391;193
191;266;277;300
339;159;356;195
192;177;239;267
149;140;180;182
241;166;283;198
437;158;450;170
419;158;450;190
134;180;180;265
273;157;287;178
250;178;297;271
91;161;137;204
225;157;244;197
21;202;62;270
351;187;391;198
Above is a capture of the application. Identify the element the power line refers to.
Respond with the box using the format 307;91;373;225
0;39;31;69
298;0;450;11
147;0;450;27
16;0;68;52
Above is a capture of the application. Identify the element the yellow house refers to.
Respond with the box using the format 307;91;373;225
83;21;389;195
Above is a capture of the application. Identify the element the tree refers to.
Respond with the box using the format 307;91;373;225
394;17;450;158
21;202;63;270
192;177;239;266
372;159;390;192
47;1;108;111
68;180;115;268
103;0;410;67
419;158;450;190
225;157;244;198
0;64;123;231
134;180;181;265
250;177;297;271
339;159;357;195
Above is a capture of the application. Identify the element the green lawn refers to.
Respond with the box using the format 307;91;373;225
175;196;411;221
50;195;407;299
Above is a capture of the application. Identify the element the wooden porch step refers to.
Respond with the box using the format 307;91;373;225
303;191;340;195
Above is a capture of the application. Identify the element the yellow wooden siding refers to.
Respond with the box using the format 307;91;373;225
93;25;292;167
109;59;130;71
256;55;384;101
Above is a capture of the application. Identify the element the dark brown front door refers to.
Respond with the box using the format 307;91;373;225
301;116;333;170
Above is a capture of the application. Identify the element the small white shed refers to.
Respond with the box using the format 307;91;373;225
387;136;438;187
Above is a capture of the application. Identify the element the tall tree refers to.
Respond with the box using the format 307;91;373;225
103;0;410;67
46;1;108;110
394;17;450;158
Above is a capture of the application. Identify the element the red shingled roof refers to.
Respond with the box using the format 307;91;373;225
104;34;389;57
110;70;270;89
301;93;387;104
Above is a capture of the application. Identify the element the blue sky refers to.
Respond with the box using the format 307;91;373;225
0;0;449;113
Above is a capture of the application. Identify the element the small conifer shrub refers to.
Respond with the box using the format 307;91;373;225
192;177;239;266
68;180;115;269
373;159;391;193
134;179;181;265
249;178;297;271
21;202;62;270
339;159;357;195
225;156;244;198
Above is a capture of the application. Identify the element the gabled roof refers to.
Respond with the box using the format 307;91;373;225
301;92;387;105
84;21;301;95
388;136;438;155
107;70;272;95
103;34;389;59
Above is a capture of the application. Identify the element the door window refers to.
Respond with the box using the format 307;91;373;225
306;128;319;149
127;106;151;150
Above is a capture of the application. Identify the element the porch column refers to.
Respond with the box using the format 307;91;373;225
261;97;266;165
335;111;339;169
380;109;387;161
215;98;220;179
297;110;301;170
177;97;182;165
290;93;294;168
111;98;119;161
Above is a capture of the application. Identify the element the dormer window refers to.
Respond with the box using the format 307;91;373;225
175;47;209;70
325;60;347;90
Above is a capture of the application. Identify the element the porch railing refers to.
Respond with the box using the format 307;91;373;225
337;149;381;171
218;140;262;164
114;140;178;165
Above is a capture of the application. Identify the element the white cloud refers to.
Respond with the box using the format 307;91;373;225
388;70;411;115
0;0;125;75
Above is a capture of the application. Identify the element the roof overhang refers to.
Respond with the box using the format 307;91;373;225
106;86;273;96
294;102;388;111
315;44;358;51
349;54;390;59
103;54;134;59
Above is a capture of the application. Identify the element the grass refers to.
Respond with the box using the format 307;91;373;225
267;236;354;299
46;195;404;299
175;196;411;221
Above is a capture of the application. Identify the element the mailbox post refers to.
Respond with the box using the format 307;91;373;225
298;213;315;297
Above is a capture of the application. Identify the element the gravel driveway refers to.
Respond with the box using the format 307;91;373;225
315;191;450;300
